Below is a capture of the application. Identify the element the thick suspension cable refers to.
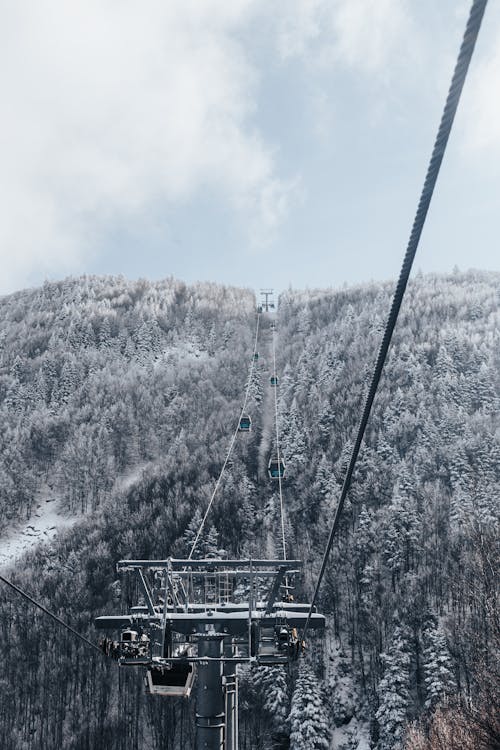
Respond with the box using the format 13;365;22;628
302;0;488;640
272;327;287;562
188;312;261;559
0;572;103;655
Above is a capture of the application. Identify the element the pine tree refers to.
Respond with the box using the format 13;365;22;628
314;454;336;500
182;508;203;557
281;398;307;471
252;666;290;745
99;315;113;350
289;661;330;750
203;524;220;559
422;620;456;710
376;627;410;750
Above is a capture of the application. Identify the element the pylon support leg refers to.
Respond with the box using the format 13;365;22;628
196;632;224;750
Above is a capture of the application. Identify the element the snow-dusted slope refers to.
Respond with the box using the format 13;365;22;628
0;498;75;569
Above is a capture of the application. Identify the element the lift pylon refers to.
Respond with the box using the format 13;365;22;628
95;558;325;750
259;289;275;313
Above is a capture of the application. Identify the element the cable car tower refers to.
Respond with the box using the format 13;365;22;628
96;557;324;750
259;289;275;313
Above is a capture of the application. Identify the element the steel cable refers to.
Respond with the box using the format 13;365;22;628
272;327;287;562
302;0;489;640
0;572;103;655
188;312;261;559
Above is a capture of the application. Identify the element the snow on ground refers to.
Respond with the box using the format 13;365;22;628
0;463;153;571
158;342;208;364
326;633;372;750
331;716;371;750
0;498;76;569
114;461;154;493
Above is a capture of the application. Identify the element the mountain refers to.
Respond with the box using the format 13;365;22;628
0;271;498;749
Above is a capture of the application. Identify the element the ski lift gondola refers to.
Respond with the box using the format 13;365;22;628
270;376;278;387
121;629;138;643
268;457;285;479
120;629;139;656
145;662;195;698
239;415;251;432
254;352;259;361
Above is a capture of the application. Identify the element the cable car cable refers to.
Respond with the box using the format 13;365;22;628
272;327;287;562
0;572;103;655
301;0;489;642
188;311;261;559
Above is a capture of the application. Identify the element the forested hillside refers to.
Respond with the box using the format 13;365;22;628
0;271;498;749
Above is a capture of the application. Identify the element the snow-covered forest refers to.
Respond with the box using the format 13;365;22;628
0;271;498;749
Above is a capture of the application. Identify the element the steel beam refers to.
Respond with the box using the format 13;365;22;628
95;610;326;635
136;569;156;616
117;558;302;572
224;638;238;750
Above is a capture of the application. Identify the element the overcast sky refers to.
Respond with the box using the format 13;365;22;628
1;0;499;298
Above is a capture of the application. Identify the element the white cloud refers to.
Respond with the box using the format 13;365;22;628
3;1;486;296
271;0;421;147
274;0;417;74
274;0;324;60
327;0;415;74
0;0;292;294
461;27;500;160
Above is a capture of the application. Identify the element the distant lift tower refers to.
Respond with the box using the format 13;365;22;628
259;289;275;313
95;558;325;750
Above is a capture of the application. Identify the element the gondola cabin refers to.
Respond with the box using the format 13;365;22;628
120;629;141;657
254;353;259;361
239;414;252;432
268;457;286;479
145;663;195;698
121;629;139;643
270;376;278;386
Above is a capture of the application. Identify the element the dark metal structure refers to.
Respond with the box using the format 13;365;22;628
259;289;275;313
95;558;324;750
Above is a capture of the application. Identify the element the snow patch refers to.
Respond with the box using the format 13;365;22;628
114;461;153;492
0;463;153;570
326;634;371;750
159;342;208;363
0;498;76;569
331;716;371;750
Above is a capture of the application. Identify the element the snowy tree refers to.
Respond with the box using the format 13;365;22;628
314;454;336;501
289;661;330;750
203;524;221;559
376;627;410;750
422;620;456;710
247;360;264;406
182;508;203;557
252;666;290;745
281;398;307;470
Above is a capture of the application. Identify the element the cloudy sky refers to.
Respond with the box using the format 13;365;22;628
1;0;499;297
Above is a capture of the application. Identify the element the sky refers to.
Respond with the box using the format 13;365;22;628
1;0;499;298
